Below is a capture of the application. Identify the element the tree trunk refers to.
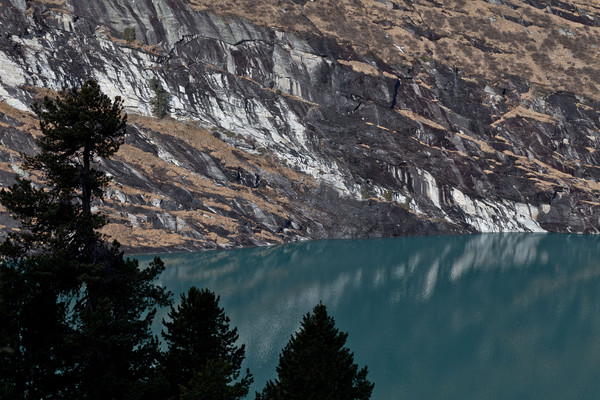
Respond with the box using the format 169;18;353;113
82;145;91;218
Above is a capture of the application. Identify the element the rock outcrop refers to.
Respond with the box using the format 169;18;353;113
1;0;600;252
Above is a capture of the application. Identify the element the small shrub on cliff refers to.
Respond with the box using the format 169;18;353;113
361;186;369;199
383;189;393;202
124;27;136;43
149;77;170;118
402;196;411;211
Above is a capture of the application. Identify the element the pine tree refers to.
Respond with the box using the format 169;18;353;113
124;27;136;43
0;255;73;399
149;77;169;118
1;79;126;261
178;358;252;400
162;287;252;400
256;303;374;400
0;80;171;399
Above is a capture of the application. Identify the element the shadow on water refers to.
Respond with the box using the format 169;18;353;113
137;233;600;399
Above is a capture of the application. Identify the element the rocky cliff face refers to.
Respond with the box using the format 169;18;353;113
1;0;600;252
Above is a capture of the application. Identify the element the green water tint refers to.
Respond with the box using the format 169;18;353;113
137;233;600;399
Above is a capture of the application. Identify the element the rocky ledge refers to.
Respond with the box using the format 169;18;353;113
1;0;600;252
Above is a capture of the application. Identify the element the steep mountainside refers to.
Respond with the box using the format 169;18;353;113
1;0;600;252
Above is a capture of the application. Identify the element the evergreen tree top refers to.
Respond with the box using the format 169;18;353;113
163;287;251;399
32;80;126;161
28;80;126;201
257;302;374;400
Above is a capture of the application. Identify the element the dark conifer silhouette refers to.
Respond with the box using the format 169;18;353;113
256;302;374;400
163;287;252;400
0;80;170;399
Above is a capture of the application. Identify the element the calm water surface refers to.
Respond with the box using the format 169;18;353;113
137;234;600;399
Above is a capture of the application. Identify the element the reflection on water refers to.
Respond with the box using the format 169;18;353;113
137;233;600;400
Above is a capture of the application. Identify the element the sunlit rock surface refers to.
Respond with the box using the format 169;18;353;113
1;0;600;251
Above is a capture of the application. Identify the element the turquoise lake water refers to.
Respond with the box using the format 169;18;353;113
137;233;600;399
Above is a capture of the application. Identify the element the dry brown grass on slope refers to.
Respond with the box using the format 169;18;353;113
0;101;303;250
185;0;600;101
